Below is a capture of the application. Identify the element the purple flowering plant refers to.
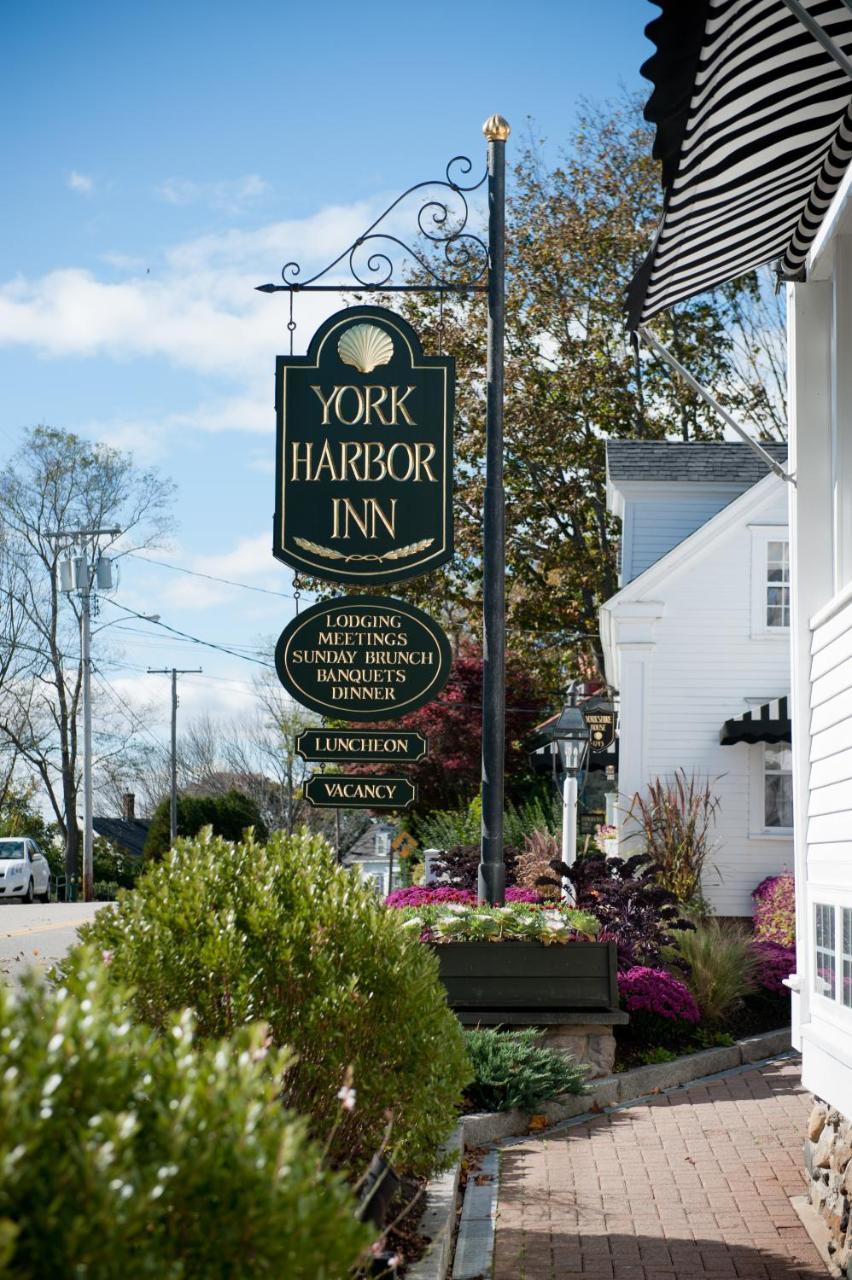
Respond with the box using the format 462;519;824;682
385;885;540;909
618;967;700;1024
752;874;795;947
752;941;795;995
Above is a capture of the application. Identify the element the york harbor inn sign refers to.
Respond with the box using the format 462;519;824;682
273;306;454;586
267;304;456;811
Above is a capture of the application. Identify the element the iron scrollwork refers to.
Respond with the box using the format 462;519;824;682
256;155;488;295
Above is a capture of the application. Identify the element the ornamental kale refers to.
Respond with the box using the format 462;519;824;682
548;852;695;969
618;967;700;1024
397;901;600;945
752;874;795;947
752;941;795;994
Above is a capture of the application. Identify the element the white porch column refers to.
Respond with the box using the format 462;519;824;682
609;602;664;839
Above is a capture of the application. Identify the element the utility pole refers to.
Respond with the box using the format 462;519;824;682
147;668;202;844
478;113;510;906
54;525;121;902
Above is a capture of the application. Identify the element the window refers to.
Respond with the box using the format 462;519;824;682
844;909;852;1010
766;540;790;628
764;742;793;828
815;903;837;999
750;527;789;636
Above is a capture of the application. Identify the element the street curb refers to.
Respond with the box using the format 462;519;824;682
406;1126;464;1280
451;1149;498;1280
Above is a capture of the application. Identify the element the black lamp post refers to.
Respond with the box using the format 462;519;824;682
529;698;591;902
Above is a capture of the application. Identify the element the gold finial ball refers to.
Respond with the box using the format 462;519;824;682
482;114;511;142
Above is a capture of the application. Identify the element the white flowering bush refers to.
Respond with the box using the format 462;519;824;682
0;954;371;1279
70;828;471;1179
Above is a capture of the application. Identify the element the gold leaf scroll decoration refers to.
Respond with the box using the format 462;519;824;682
293;537;434;563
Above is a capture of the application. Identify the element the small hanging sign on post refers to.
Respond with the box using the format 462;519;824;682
274;305;454;586
303;773;417;810
582;704;616;754
295;728;428;763
274;595;452;722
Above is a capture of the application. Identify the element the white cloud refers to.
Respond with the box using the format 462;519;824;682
0;202;377;381
67;171;93;195
156;174;268;212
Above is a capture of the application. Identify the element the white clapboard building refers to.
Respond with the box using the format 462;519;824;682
599;441;792;917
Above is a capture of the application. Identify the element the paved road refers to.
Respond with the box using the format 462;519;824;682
494;1058;825;1279
0;902;107;981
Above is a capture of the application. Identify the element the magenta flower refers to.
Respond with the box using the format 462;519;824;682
618;967;700;1024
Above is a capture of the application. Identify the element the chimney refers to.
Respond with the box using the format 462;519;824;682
122;792;136;822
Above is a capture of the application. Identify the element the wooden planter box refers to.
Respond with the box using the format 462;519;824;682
435;940;618;1014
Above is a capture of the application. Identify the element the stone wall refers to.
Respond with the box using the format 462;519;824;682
805;1099;852;1273
535;1024;615;1078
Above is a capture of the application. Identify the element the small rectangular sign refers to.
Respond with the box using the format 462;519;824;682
296;729;428;763
303;773;417;810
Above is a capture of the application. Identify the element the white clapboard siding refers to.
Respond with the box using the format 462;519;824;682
613;478;793;916
808;596;852;873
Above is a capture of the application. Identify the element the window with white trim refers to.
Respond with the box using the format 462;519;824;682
815;902;837;1000
764;742;793;828
750;527;790;637
766;540;790;628
843;909;852;1010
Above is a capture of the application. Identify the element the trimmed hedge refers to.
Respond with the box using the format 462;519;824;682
0;957;371;1278
72;828;471;1178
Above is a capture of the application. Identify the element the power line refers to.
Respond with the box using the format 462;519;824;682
100;599;275;669
128;552;312;602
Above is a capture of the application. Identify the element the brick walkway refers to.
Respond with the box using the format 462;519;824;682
493;1059;826;1279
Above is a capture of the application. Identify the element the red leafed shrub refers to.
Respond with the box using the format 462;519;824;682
618;967;700;1024
752;874;795;947
752;941;795;994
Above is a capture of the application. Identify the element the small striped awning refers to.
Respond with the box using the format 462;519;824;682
627;0;852;330
719;697;791;745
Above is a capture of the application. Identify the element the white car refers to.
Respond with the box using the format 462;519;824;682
0;838;51;903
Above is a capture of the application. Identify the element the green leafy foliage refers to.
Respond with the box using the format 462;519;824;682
415;792;561;853
671;919;759;1023
71;828;471;1178
0;956;371;1279
143;788;268;860
464;1029;586;1113
400;901;600;945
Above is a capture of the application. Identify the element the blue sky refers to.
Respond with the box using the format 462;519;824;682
1;1;655;731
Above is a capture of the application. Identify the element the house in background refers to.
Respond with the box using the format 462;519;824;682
92;792;149;862
599;441;792;917
342;821;400;896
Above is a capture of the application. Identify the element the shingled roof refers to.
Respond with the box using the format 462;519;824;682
606;441;788;485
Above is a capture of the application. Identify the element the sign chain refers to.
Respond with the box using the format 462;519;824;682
287;291;296;357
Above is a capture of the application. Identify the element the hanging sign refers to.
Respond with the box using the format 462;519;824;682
274;305;454;586
583;704;616;753
275;595;452;722
296;728;428;763
303;773;417;810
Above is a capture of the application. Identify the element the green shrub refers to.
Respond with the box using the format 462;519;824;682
0;957;371;1279
673;919;758;1023
71;828;471;1179
464;1029;586;1112
143;789;268;861
93;880;121;901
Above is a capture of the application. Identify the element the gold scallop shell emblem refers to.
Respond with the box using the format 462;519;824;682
337;323;394;374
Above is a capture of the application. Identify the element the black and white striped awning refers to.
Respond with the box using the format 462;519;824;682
627;0;852;330
719;697;791;745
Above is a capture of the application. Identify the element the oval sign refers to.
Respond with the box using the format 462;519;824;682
274;595;452;722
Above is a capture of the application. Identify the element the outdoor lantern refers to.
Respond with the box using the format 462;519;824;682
528;701;591;781
528;699;591;902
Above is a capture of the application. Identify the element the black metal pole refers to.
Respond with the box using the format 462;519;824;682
478;114;510;906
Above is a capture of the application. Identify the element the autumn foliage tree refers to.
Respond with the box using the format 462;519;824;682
394;97;785;685
351;644;550;814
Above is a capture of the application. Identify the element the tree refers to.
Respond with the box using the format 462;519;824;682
352;643;551;815
394;98;785;684
143;788;268;861
0;427;175;882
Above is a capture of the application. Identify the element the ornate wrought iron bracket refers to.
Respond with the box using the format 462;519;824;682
255;154;488;296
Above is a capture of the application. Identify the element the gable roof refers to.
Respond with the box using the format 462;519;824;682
607;441;788;485
92;816;150;859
